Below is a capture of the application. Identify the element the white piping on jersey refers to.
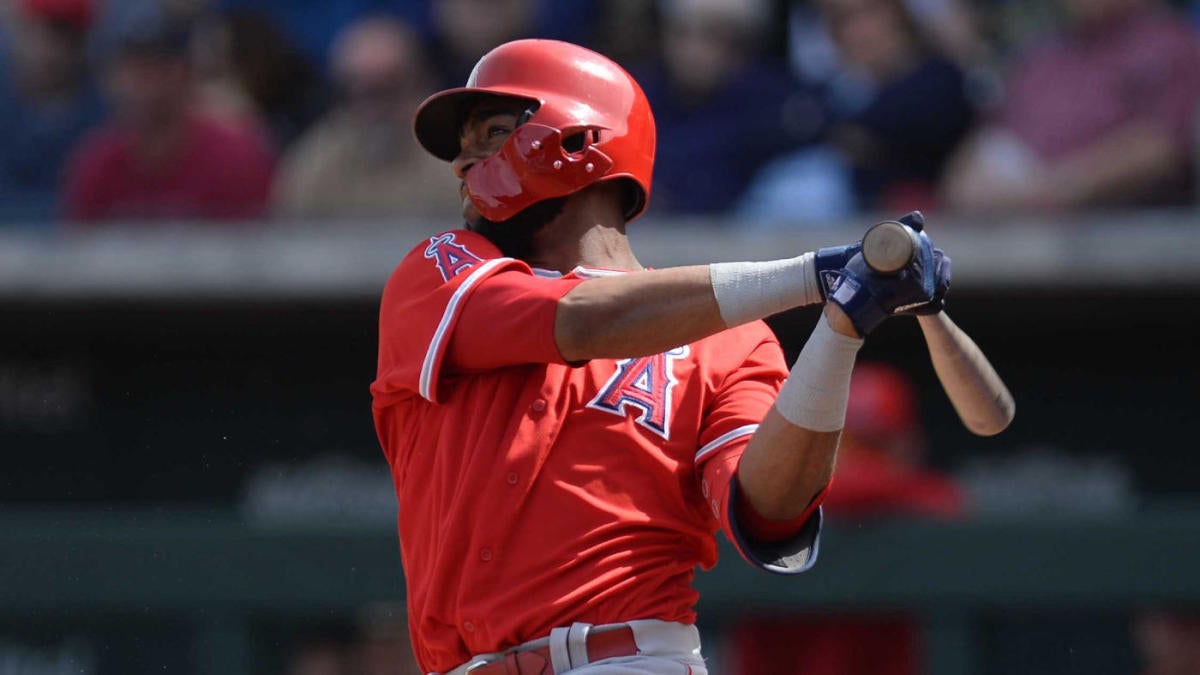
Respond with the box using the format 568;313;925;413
420;257;513;402
532;266;629;279
695;424;759;462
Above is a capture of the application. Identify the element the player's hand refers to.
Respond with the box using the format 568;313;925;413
814;241;862;301
827;221;936;336
891;211;950;316
898;248;951;315
813;210;923;301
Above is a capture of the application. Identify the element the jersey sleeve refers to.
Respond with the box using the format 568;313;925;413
701;451;824;575
372;230;581;405
694;325;825;575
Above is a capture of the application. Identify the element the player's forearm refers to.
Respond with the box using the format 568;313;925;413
736;407;840;519
555;266;727;361
917;311;1015;436
555;251;836;361
738;306;862;518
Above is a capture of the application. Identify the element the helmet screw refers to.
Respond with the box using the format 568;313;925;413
531;140;541;150
552;160;563;170
585;163;594;173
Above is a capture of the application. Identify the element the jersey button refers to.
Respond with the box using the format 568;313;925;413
463;621;475;633
480;548;493;562
531;398;547;412
506;472;519;485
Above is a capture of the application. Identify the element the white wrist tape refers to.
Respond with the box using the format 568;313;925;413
709;253;822;328
775;313;864;431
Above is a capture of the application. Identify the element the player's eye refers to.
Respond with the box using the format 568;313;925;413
487;124;512;139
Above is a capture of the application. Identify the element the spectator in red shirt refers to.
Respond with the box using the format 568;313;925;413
729;361;964;675
62;11;275;223
941;0;1200;212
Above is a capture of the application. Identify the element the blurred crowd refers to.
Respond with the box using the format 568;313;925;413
1;0;1198;227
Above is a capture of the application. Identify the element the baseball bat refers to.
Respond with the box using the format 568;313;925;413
861;221;1016;436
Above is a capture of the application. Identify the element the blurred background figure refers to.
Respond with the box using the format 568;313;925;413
286;636;349;675
941;0;1200;212
427;0;535;87
62;7;275;223
0;0;104;223
1134;608;1200;675
283;604;420;675
190;7;328;149
273;15;460;222
214;0;418;67
824;360;964;518
728;361;963;675
816;0;975;215
638;0;801;216
350;603;422;675
738;0;975;223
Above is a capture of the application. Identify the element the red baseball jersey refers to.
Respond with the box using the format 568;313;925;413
371;229;822;673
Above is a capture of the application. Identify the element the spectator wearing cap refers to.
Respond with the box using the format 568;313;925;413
0;0;105;223
62;10;275;223
272;15;460;221
941;0;1200;212
728;361;964;675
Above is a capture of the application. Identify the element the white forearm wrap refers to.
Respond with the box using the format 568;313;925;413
775;314;864;431
709;253;822;328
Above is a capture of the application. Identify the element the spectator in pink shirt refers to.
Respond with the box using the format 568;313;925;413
63;11;275;223
941;0;1200;212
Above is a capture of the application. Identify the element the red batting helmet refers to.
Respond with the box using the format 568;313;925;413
413;39;656;222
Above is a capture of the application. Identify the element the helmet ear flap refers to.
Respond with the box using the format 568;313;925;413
620;179;646;220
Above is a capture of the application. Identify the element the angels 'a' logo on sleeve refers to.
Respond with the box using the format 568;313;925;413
587;346;690;439
424;233;485;281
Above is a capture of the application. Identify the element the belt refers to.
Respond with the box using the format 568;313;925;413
453;625;638;675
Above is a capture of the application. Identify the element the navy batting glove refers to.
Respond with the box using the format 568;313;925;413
828;239;937;336
900;248;951;316
814;241;861;301
897;210;925;232
813;211;921;301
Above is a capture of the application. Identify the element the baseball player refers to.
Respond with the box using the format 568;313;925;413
371;39;946;675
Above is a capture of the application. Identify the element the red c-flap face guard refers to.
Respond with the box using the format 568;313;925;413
465;122;615;222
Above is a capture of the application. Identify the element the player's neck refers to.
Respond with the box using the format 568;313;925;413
527;187;643;273
530;222;641;274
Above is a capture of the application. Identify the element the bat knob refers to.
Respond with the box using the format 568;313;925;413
862;220;919;274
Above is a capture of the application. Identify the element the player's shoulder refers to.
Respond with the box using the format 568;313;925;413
401;229;502;263
390;229;507;286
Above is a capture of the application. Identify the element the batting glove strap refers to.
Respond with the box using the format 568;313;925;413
813;242;862;300
826;268;892;336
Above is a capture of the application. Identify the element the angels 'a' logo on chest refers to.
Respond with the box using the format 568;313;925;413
586;346;690;440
